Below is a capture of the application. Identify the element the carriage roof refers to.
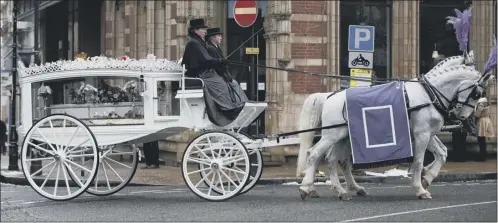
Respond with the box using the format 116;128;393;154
17;54;184;84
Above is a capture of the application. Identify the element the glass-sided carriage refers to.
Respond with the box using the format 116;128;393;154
17;54;270;202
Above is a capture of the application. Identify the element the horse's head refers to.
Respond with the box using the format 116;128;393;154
425;65;489;120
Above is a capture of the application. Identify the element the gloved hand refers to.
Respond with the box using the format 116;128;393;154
220;58;228;65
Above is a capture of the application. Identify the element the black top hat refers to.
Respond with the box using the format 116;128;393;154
188;19;208;29
205;28;223;40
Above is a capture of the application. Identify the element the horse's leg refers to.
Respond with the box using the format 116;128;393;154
422;136;438;176
299;129;346;200
326;152;351;200
422;136;447;189
333;138;368;197
412;133;432;199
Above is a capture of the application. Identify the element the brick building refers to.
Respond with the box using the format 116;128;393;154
1;0;496;164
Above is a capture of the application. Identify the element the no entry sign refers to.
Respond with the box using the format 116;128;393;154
233;0;258;28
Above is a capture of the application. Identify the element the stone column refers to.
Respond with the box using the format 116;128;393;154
391;0;419;79
469;0;497;133
104;1;115;57
326;0;341;91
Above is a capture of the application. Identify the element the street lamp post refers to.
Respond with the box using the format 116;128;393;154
8;0;19;171
29;0;42;176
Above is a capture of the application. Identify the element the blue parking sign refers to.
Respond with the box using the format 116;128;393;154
348;25;375;52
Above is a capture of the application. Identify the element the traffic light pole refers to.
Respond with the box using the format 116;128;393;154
8;0;19;171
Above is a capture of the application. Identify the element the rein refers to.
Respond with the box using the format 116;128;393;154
228;60;482;121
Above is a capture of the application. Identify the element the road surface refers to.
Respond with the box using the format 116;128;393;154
1;180;496;222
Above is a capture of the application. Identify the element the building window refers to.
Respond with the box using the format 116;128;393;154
419;0;467;74
339;0;392;81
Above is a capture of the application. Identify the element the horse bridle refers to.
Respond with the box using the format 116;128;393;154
421;74;483;120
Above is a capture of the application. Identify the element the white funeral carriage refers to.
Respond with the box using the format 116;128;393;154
17;54;296;202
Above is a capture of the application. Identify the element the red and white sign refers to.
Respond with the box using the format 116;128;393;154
233;0;258;28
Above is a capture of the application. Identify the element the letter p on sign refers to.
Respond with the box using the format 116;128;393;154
348;25;375;52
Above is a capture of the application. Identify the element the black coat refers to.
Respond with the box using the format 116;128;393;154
206;42;233;82
0;120;6;142
181;32;225;79
180;32;247;127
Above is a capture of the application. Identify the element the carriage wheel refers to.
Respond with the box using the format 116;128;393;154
237;133;264;195
181;131;250;202
20;114;99;201
197;132;263;196
67;143;139;196
196;133;263;196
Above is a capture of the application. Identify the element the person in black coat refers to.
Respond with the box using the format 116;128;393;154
0;120;6;155
204;27;248;108
181;20;247;127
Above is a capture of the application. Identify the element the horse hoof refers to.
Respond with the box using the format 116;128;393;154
418;193;432;200
299;189;309;200
310;190;320;198
421;178;430;189
356;189;369;197
339;194;352;201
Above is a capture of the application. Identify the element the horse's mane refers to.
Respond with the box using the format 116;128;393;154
425;64;481;81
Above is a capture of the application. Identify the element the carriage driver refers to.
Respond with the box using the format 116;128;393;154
181;19;248;127
205;27;248;104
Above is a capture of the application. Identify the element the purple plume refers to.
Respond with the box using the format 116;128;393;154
484;36;497;74
446;7;472;52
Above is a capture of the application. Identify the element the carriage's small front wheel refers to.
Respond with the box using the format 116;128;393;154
20;114;99;201
181;131;250;202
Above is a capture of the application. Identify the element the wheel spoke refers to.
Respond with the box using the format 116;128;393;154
104;159;124;182
187;167;211;175
223;155;247;165
48;120;59;151
217;172;225;195
63;126;80;153
25;157;55;162
39;161;57;189
106;157;131;169
65;159;92;173
68;146;93;155
207;171;217;196
186;157;211;166
28;142;54;156
36;129;57;152
221;166;246;175
30;160;56;177
101;160;112;190
63;161;84;187
66;139;90;154
67;154;96;158
220;169;240;188
206;137;216;159
194;170;213;188
192;145;212;160
61;162;71;195
53;163;61;196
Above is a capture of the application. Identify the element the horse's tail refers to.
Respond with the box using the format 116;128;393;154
296;92;329;177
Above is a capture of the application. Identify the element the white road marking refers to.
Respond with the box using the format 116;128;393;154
342;201;497;222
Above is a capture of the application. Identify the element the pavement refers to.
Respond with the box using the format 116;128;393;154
1;181;496;221
1;153;497;186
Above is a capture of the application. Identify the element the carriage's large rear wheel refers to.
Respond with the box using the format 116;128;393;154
20;114;99;201
181;131;250;202
67;143;139;196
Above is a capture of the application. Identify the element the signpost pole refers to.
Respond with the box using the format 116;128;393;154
8;0;20;171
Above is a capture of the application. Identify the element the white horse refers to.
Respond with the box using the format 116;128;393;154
298;64;493;200
295;54;476;197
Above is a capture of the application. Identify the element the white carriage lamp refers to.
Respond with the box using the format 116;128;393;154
139;74;146;94
432;43;439;59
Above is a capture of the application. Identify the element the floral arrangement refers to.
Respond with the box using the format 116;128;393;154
37;83;52;98
69;81;98;104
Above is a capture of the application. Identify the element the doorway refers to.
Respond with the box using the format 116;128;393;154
419;0;469;74
226;0;267;136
